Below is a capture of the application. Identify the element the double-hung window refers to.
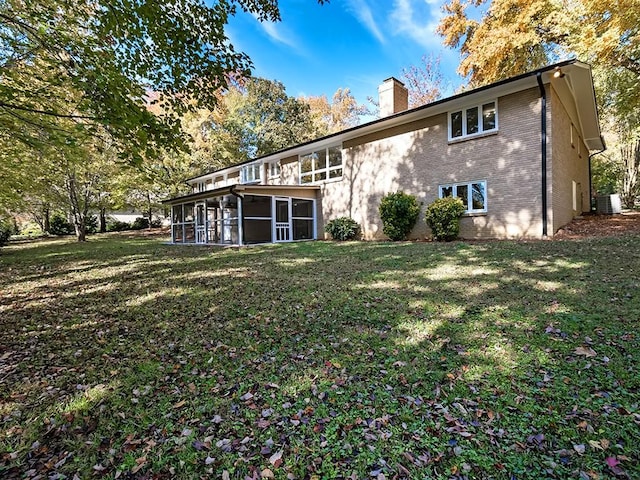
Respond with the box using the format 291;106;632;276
299;146;342;184
449;101;497;140
439;181;487;214
240;163;261;184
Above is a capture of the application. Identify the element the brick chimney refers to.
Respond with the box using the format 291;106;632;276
378;77;408;117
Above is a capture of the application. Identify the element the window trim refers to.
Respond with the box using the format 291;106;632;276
240;163;262;184
438;180;488;214
268;161;281;179
298;145;343;185
448;101;498;141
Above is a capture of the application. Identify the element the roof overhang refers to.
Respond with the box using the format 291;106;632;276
162;184;320;204
549;61;605;151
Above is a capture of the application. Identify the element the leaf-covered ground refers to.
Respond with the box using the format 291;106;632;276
1;234;639;479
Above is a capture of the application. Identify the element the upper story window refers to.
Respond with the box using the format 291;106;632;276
439;180;487;214
299;146;342;184
240;163;261;184
268;161;281;179
449;101;497;141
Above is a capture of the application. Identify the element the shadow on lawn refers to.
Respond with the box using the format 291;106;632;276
1;237;638;478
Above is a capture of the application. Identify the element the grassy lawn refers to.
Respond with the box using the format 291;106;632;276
1;234;639;479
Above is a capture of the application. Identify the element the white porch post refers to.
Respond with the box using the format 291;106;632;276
237;196;243;246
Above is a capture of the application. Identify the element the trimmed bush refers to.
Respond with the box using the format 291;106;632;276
107;220;132;232
0;220;12;247
425;196;466;241
379;192;421;241
132;217;149;230
49;214;75;236
325;217;361;241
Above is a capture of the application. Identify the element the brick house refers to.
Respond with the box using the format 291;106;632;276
163;59;604;245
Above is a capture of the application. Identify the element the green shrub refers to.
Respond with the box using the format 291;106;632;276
85;215;98;234
425;196;466;241
325;217;361;241
107;220;131;232
19;222;43;237
49;214;75;236
378;192;421;241
132;217;149;230
0;220;12;247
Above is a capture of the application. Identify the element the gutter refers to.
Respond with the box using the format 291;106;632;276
536;73;548;237
229;184;244;198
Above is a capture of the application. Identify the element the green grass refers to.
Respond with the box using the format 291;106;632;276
1;234;639;479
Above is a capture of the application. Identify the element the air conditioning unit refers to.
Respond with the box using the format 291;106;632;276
596;194;622;214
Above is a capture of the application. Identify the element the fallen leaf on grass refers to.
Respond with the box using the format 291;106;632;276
269;450;283;467
588;440;603;450
257;418;271;429
131;456;146;474
606;457;620;467
605;456;628;476
575;346;597;357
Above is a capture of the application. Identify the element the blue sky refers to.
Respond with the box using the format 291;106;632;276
226;0;464;109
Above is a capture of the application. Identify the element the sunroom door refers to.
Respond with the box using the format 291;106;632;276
195;201;207;244
274;198;291;242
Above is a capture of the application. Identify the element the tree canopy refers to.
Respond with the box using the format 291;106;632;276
402;54;445;108
303;88;370;134
437;0;640;120
225;78;325;159
0;0;326;162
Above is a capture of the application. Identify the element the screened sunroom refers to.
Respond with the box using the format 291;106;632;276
164;185;320;246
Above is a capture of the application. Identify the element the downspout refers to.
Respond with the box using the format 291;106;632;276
536;73;548;237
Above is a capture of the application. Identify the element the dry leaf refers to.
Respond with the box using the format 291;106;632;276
240;392;254;401
269;450;283;467
575;346;597;357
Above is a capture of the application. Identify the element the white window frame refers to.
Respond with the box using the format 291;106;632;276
438;180;488;214
299;145;343;184
448;101;498;141
268;161;281;179
240;163;262;184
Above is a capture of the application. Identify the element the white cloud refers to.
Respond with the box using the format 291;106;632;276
390;0;444;50
251;13;300;51
345;0;386;44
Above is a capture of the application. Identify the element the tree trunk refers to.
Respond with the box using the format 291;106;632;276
65;169;89;242
147;192;153;229
75;222;87;242
43;206;50;234
99;207;107;233
621;140;640;209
